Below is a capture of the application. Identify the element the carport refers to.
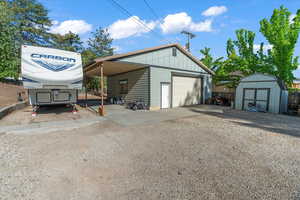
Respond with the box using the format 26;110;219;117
84;60;146;115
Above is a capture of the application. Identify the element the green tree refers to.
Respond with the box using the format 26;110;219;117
82;28;114;65
0;0;18;79
83;27;114;92
0;0;53;79
199;47;225;87
260;6;300;85
51;32;83;52
218;29;273;88
87;28;114;57
200;47;223;71
10;0;52;46
81;49;96;66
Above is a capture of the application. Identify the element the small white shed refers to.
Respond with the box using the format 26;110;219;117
235;73;288;114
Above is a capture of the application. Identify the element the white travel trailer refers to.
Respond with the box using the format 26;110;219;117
21;45;83;113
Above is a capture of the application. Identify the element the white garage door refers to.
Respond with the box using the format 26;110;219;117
172;76;202;107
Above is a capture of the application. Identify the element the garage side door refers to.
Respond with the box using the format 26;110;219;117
172;76;202;107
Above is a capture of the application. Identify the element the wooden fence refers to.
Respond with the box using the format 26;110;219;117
212;92;235;101
288;92;300;113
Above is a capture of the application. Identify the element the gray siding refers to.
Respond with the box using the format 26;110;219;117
110;46;213;109
235;74;282;114
117;47;207;74
235;81;281;113
107;68;149;105
150;67;212;108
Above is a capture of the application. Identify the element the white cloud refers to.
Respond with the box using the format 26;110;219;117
161;13;191;34
253;44;273;52
112;45;122;52
190;20;213;32
289;14;297;24
107;16;156;40
52;20;59;26
50;20;92;35
202;6;228;17
160;12;213;34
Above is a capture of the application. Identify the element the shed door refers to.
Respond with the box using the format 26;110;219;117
242;88;270;111
172;76;202;107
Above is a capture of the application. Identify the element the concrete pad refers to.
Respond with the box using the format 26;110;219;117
0;117;105;135
98;104;227;126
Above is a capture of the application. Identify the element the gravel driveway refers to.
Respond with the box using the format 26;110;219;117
1;106;300;199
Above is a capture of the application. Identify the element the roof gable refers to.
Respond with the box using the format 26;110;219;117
241;73;277;82
91;44;214;75
240;73;287;90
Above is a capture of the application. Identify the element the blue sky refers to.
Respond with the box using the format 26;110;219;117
40;0;300;78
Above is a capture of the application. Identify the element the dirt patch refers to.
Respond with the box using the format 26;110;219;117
0;82;27;108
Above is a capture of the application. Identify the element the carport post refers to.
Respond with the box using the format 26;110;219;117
99;63;105;116
84;76;88;107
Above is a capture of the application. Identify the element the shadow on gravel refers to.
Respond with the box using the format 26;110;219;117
36;105;74;115
189;108;300;138
77;99;115;107
77;99;101;107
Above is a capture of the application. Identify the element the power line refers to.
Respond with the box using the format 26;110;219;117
142;0;166;31
142;0;180;44
142;0;160;20
106;0;171;43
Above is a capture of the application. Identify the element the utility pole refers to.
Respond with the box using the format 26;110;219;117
181;30;196;52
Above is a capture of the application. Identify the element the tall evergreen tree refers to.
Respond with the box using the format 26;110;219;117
82;27;114;65
10;0;52;46
260;6;300;85
51;32;83;52
87;28;114;57
0;0;18;79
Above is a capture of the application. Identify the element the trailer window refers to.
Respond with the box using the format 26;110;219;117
119;79;128;94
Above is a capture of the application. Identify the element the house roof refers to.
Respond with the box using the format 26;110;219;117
84;43;214;75
294;78;300;83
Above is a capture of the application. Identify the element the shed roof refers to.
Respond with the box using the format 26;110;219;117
240;73;287;90
84;43;214;76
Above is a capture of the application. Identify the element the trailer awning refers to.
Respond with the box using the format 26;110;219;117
84;61;146;77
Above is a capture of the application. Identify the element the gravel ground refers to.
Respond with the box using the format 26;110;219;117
0;108;300;199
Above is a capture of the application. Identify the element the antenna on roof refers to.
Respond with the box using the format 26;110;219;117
181;30;196;52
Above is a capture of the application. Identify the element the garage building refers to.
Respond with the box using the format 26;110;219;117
84;44;214;110
235;73;288;114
